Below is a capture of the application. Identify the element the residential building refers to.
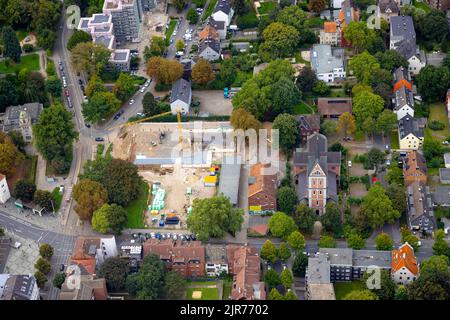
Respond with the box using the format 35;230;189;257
208;18;226;39
248;163;278;213
110;49;131;71
139;0;156;11
311;44;346;83
393;86;415;120
393;66;413;92
439;168;450;184
297;115;321;143
102;0;141;42
352;250;392;276
212;0;234;26
319;22;341;46
119;240;143;272
180;58;195;80
333;0;346;8
0;103;43;142
305;254;336;300
391;243;419;285
444;153;450;168
143;239;205;278
403;151;427;186
218;156;241;206
70;236;118;274
377;0;399;22
338;0;360;46
407;181;435;233
170;78;192;115
398;115;424;150
390;16;426;75
0;274;40;300
205;244;228;277
198;37;221;61
227;245;265;300
432;185;450;207
427;0;450;10
199;24;220;42
394;0;411;6
0;174;11;204
317;97;352;119
59;273;108;300
294;133;341;215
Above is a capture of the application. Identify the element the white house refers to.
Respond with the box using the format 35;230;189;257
393;86;414;120
198;38;221;61
398;115;424;150
311;44;346;83
0;174;11;204
211;0;234;26
170;78;192;115
333;0;346;8
391;243;419;285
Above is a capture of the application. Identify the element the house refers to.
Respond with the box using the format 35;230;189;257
398;115;424;150
0;274;40;300
297;115;321;143
208;18;227;40
403;150;427;186
432;185;450;207
439;168;450;184
198;37;221;61
393;66;413;92
212;0;234;26
143;239;205;278
305;254;336;300
248;163;278;213
319;22;341;46
227;245;265;300
218;157;241;206
109;49;131;71
0;103;43;142
317;98;352;119
59;273;108;300
377;0;399;22
199;24;220;42
390;16;426;75
119;240;143;272
180;58;195;80
294;133;341;215
393;86;415;120
427;0;450;11
394;0;411;6
70;236;118;274
205;244;228;277
311;44;346;83
0;174;11;204
338;0;360;46
391;243;419;285
170;78;192;115
444;153;450;168
407;181;435;233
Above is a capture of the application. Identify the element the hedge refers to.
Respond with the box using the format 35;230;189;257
236;12;259;29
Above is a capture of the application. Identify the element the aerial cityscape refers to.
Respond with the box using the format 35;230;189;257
1;0;450;303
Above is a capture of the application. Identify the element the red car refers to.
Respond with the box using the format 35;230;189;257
64;90;70;97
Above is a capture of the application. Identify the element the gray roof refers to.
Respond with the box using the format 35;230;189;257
398;115;424;139
209;18;225;30
444;153;450;165
319;248;353;266
112;51;129;61
395;38;418;60
93;35;113;48
0;274;37;300
407;182;435;231
440;168;450;182
199;38;221;55
394;86;414;110
311;44;345;74
218;156;241;206
352;250;391;268
214;0;231;14
378;0;399;13
390;16;416;39
307;253;331;284
170;78;192;104
432;186;450;206
80;18;90;29
297;115;321;132
393;66;411;83
1;103;43;132
91;14;110;24
294;133;341;166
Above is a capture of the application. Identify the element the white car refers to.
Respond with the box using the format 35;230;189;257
136;112;145;117
129;99;135;105
140;87;145;93
417;241;422;247
348;160;352;168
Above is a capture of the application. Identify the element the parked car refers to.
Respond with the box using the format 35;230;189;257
64;90;70;97
60;264;65;272
386;159;391;166
129;99;135;105
95;137;105;142
348;160;352;168
78;79;83;85
84;123;91;128
140;87;145;93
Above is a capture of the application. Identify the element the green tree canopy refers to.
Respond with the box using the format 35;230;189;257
273;114;300;152
318;235;337;248
269;212;298;240
113;73;136;102
261;240;278;263
164;271;186;300
82;91;121;124
259;22;300;60
292;252;308;277
352;92;385;127
264;269;281;290
361;183;400;229
67;29;92;51
98;257;130;292
126;254;166;299
277;242;291;261
293;204;317;233
280;268;294;289
2;26;21;62
39;243;54;259
287;230;306;252
73;179;108;220
375;232;393;251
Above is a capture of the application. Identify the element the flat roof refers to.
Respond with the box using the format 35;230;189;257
352;250;391;268
218;156;241;205
319;248;353;265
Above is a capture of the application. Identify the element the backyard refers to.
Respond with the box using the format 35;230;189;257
412;0;431;12
257;1;277;15
185;281;222;300
333;281;366;300
293;101;314;115
389;130;399;150
124;180;149;228
0;53;40;74
426;103;448;141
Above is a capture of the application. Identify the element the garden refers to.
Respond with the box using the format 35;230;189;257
0;53;40;74
124;180;149;228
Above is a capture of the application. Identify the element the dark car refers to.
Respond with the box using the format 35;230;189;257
60;264;65;272
78;79;83;85
95;137;105;142
85;123;91;128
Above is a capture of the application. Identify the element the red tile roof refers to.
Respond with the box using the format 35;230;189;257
391;243;419;276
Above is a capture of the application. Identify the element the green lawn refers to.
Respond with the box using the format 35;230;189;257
427;103;449;140
329;89;349;98
231;71;252;87
25;155;38;184
165;19;178;46
51;187;63;212
293;101;313;114
334;281;366;300
186;287;219;300
428;167;440;176
96;144;105;157
202;0;218;21
258;1;277;14
389;130;400;150
222;281;232;300
0;53;40;74
413;0;431;12
124;180;149;228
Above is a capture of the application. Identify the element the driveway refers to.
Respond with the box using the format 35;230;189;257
193;90;233;116
426;52;446;67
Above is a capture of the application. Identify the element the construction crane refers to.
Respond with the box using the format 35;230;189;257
109;110;184;143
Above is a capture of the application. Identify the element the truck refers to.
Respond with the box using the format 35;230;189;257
224;87;229;99
165;216;180;225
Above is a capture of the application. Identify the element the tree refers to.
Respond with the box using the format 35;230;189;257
126;254;166;299
276;186;298;214
35;257;51;274
312;80;330;96
0;225;4;237
102;159;142;206
92;205;110;233
374;50;408;72
343;290;379;300
186;8;199;24
275;5;313;44
346;232;366;249
113;73;136;102
230;108;262;131
321;120;337;137
269;212;298;240
284;290;298;300
13;180;36;202
2;26;21;62
261;240;278;263
352;92;384;126
395;285;408;300
98;257;130;292
34;271;47;289
34;190;54;212
92;203;128;234
0;135;24;176
293;204;316;233
375;232;393;251
147;57;183;85
433;229;450;257
82;92;121;124
144;36;167;60
67;29;92;50
318;235;337;248
280;269;294;289
343;22;378;54
259;22;300;60
361;183;400;229
268;287;283;300
39;243;54;260
187;196;244;241
264;269;281;289
232;0;249;15
164;271;186;300
80;155;113;183
85;74;107;98
0;77;19;112
292;253;308;277
419;9;449;42
287;230;306;252
46;76;62;98
278;243;291;261
218;59;238;87
70;42;111;77
320;203;342;236
376;109;397;136
175;39;185;52
172;0;186;11
53;273;66;289
360;115;376;137
33;104;78;172
337;112;356;137
272;114;299;152
349;51;380;84
366;148;385;172
308;0;326;13
352;83;373;96
73;179;108;220
385;166;403;186
296;67;317;93
416;65;450;102
400;228;420;251
191;58;215;85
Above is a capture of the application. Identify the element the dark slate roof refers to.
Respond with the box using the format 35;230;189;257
432;186;450;206
395;38;418;60
214;0;231;14
398;115;424;139
378;0;399;13
394;86;414;110
393;66;411;83
170;78;191;104
390;15;416;39
199;38;221;55
297;115;321;133
440;168;450;182
208;18;225;31
2;103;43;132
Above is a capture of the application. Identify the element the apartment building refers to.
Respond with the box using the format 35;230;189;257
0;274;40;300
103;0;141;43
0;103;43;143
311;44;346;83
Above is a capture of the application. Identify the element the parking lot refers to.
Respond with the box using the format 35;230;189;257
130;230;197;242
193;90;233;116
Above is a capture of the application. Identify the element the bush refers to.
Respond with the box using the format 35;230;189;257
22;44;34;53
236;12;259;29
429;120;446;131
